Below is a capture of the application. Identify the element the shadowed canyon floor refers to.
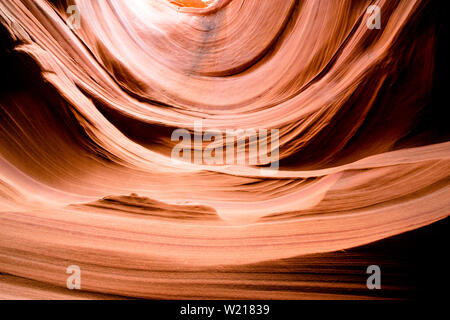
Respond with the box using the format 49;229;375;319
1;218;448;299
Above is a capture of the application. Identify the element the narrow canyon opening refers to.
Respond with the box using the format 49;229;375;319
168;0;209;8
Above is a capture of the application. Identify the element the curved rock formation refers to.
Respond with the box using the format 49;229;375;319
0;0;448;299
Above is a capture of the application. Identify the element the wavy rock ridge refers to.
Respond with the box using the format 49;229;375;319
0;0;448;299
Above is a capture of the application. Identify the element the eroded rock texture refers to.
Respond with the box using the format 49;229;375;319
0;0;448;299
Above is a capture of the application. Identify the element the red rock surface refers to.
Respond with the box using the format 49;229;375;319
0;0;448;299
